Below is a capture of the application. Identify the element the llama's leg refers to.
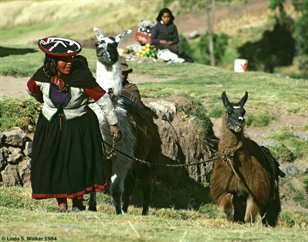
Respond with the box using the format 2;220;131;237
141;185;152;215
122;172;136;213
138;165;156;216
110;171;126;215
261;191;281;227
218;193;234;221
244;195;260;224
88;192;97;211
232;194;246;223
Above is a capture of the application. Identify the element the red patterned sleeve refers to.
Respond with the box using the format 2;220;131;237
27;78;43;103
83;85;107;101
27;78;41;94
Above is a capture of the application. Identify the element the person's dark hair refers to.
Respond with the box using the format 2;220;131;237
156;8;175;23
43;55;58;77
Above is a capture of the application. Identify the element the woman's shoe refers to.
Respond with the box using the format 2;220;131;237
72;197;85;212
59;208;67;213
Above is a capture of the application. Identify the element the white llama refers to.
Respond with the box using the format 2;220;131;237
89;27;161;215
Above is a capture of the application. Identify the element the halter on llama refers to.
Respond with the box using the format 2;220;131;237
210;91;284;226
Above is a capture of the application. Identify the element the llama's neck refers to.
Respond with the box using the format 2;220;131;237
95;60;122;96
219;117;244;153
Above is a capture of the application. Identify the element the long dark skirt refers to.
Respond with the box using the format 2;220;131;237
31;108;106;199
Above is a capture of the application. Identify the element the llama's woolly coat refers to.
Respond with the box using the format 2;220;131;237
89;27;161;215
210;91;282;226
211;117;274;208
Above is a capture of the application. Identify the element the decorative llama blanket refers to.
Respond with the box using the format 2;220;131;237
121;83;141;107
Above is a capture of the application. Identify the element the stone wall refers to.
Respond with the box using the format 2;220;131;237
0;128;32;187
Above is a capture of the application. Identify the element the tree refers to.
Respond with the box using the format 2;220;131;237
292;0;308;78
197;32;229;65
206;0;215;66
237;23;295;73
269;0;308;78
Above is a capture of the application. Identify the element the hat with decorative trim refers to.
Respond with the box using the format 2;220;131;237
38;37;82;57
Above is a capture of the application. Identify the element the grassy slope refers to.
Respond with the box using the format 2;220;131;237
1;44;307;118
0;1;161;45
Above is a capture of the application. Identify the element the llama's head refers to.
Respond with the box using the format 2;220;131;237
93;27;132;65
222;91;248;133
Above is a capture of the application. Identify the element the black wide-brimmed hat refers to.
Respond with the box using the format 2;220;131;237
38;37;82;57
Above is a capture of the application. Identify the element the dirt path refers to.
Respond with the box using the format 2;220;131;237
0;74;174;99
0;75;30;99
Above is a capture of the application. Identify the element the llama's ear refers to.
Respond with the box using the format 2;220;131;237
115;29;132;44
239;91;248;107
221;91;230;110
93;27;104;41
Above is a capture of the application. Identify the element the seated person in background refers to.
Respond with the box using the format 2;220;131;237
151;8;194;63
120;56;143;107
120;56;158;119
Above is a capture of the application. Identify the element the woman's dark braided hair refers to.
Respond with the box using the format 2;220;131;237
43;55;58;77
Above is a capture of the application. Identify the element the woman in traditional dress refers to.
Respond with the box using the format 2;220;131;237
27;36;119;212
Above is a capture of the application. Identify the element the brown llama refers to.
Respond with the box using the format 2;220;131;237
210;91;284;226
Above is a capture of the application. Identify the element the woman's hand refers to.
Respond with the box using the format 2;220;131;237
160;40;173;45
110;125;120;138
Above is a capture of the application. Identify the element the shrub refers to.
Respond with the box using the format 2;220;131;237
0;97;41;132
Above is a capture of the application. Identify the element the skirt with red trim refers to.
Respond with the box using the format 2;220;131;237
31;108;106;199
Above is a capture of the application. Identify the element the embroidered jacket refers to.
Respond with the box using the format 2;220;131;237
27;78;118;125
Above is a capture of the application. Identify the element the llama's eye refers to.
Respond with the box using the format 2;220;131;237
228;111;232;114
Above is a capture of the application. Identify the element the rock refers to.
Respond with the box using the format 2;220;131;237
2;128;27;147
125;43;142;54
7;147;23;164
183;31;200;39
292;131;308;140
258;139;276;147
23;141;33;156
0;151;7;171
0;131;5;147
1;164;22;186
0;146;9;159
281;165;299;176
299;166;308;174
153;96;218;184
162;111;173;122
17;159;31;187
148;100;177;114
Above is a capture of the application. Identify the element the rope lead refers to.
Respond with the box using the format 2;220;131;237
102;138;234;168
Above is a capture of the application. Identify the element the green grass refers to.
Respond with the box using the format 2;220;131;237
269;127;308;162
1;186;308;242
0;1;160;45
131;62;308;122
0;97;41;132
279;173;308;210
